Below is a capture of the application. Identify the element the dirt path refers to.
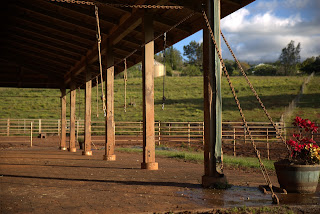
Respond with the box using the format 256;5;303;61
0;140;319;213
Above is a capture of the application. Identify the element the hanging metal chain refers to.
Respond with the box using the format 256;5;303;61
124;59;128;113
95;5;107;117
50;0;94;5
49;0;183;9
104;3;183;9
202;9;279;205
220;31;291;154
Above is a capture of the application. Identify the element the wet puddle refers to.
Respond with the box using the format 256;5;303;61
179;186;320;208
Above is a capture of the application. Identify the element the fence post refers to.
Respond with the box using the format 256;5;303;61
158;121;161;146
233;127;236;156
168;123;171;136
76;120;79;142
39;119;41;134
30;122;33;147
267;128;270;160
7;119;10;136
58;119;61;136
24;119;26;134
202;122;205;145
140;121;142;135
244;126;246;144
188;122;190;146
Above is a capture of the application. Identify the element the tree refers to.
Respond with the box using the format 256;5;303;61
183;40;203;66
223;59;236;76
300;56;320;74
279;40;301;75
253;64;277;76
166;46;183;70
155;46;183;71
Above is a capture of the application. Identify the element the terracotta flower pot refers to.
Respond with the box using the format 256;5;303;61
274;161;320;193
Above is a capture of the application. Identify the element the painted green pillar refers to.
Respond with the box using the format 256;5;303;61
202;0;226;188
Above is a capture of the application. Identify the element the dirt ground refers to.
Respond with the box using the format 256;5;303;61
0;136;319;214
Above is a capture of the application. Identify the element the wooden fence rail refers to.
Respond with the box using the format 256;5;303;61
1;118;318;160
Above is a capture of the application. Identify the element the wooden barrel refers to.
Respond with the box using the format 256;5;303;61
274;161;320;193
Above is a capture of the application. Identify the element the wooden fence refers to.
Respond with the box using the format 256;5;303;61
0;118;288;142
2;118;319;160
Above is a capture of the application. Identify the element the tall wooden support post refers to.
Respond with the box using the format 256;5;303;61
69;82;77;153
141;13;158;170
103;40;116;161
60;88;67;150
83;68;92;156
202;0;226;187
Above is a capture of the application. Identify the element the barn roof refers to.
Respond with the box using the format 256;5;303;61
0;0;254;89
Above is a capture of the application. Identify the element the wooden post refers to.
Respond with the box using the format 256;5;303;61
158;121;161;146
69;83;77;152
60;88;67;150
267;128;270;160
141;12;158;170
202;122;205;146
76;120;79;145
168;123;171;136
188;122;191;146
103;39;116;161
202;0;226;188
244;125;247;144
39;119;41;134
30;122;33;147
24;119;26;134
233;127;236;157
58;119;61;136
83;68;92;156
7;119;10;136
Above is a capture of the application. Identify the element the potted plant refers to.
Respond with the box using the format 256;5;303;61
274;116;320;193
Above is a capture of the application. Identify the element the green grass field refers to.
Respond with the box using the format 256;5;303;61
0;75;319;123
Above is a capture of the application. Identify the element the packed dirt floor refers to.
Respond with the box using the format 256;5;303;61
0;136;320;214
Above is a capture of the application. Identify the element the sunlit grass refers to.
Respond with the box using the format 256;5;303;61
116;147;275;170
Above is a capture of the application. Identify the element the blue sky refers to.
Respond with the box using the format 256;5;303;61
173;0;320;63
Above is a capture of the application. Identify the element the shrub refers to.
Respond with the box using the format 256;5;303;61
181;64;202;76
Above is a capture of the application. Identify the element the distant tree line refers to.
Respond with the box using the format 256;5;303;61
119;40;319;78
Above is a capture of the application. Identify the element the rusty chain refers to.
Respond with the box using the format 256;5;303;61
202;9;279;205
49;0;183;9
220;31;291;154
95;5;106;117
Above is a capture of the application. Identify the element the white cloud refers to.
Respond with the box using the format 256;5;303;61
219;0;320;62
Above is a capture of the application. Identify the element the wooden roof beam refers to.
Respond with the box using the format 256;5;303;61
6;33;84;59
5;37;81;63
8;26;89;53
8;16;94;47
64;0;148;86
3;51;70;74
11;4;98;37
